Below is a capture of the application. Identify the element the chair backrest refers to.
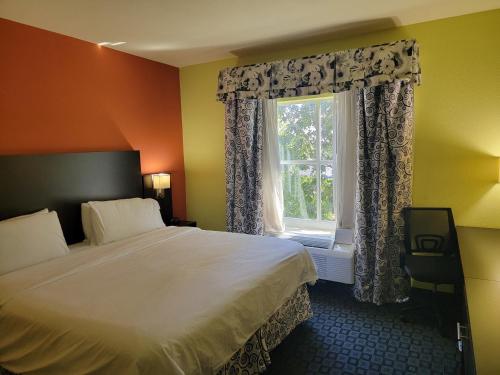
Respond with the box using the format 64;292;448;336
403;207;459;256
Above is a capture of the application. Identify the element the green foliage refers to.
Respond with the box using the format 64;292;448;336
281;165;317;219
321;165;334;221
278;97;335;222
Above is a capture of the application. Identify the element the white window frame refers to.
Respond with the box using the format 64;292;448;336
277;95;337;232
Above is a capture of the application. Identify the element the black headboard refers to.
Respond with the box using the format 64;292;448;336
0;151;143;244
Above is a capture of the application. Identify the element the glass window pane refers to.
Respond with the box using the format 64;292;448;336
321;165;335;221
278;102;317;161
320;99;334;161
281;164;317;219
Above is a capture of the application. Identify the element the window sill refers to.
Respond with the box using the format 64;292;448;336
266;228;353;250
268;231;334;249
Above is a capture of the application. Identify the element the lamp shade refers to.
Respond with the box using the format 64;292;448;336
152;173;170;189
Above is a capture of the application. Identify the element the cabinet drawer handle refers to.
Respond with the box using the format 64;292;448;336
457;322;469;340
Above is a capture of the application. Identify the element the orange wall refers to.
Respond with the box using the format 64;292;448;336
0;18;186;219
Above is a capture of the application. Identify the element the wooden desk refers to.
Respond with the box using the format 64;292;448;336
457;226;500;374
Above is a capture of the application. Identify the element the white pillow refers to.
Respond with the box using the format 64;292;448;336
0;211;69;275
88;198;165;245
81;203;95;245
4;208;49;222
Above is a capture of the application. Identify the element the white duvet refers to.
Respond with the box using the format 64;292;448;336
0;227;317;374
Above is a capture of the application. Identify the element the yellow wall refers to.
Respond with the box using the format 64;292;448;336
180;9;500;231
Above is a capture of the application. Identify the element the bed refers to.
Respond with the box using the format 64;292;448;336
0;151;317;374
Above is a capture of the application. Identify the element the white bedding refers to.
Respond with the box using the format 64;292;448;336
0;227;317;375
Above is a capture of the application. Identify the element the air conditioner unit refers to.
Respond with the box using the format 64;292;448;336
306;243;354;284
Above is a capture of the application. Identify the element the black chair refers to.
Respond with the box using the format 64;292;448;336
400;207;462;331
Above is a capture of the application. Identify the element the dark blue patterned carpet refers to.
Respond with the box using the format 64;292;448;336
266;281;460;375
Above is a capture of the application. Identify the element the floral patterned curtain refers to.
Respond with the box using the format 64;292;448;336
217;39;420;102
353;81;414;305
225;99;264;234
221;41;419;306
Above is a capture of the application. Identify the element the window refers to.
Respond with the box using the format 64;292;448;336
277;95;336;234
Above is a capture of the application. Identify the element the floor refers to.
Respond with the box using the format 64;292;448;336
266;281;460;375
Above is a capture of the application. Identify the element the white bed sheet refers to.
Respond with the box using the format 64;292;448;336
0;227;317;375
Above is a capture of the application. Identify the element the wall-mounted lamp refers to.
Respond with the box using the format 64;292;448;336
151;173;170;198
498;158;500;183
142;172;173;224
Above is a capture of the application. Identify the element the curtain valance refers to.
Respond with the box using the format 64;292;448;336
216;39;420;102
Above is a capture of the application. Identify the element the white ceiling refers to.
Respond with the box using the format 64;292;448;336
1;0;499;67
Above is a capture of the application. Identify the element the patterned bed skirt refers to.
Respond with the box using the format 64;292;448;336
1;284;312;375
216;284;312;374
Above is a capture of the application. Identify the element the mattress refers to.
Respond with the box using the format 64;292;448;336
0;227;317;374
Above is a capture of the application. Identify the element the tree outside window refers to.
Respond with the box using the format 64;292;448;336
278;95;337;233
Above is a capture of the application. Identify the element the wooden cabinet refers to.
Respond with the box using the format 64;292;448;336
457;284;476;374
457;227;500;375
173;220;197;227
